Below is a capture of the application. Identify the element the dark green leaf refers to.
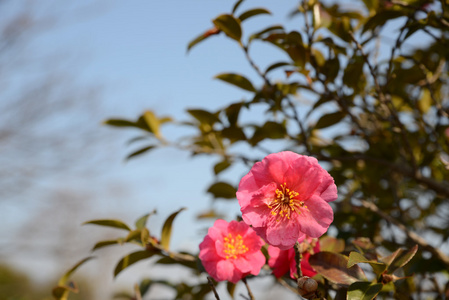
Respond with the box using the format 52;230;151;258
187;109;221;125
227;281;236;298
348;251;387;274
315;111;346;129
103;119;138;128
160;208;186;250
347;281;383;300
126;146;155;161
264;61;290;74
139;279;153;297
249;25;284;42
214;160;231;175
363;10;405;33
215;73;256;92
232;0;244;14
309;252;367;286
213;14;242;41
114;250;155;277
221;126;246;143
207;182;236;199
225;102;244;125
250;121;287;145
238;8;271;22
83;219;131;231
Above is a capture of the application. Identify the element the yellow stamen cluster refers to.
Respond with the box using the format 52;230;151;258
223;233;249;260
267;183;305;221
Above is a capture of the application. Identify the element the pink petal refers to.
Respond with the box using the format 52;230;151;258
199;236;218;261
316;174;338;202
298;195;334;237
246;251;266;275
233;257;252;273
268;246;291;278
216;259;235;282
208;219;228;240
265;219;301;250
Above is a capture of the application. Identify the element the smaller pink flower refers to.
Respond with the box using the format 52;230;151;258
199;219;266;283
268;238;320;279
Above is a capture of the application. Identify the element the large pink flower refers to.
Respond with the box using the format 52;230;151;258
237;151;337;250
199;219;266;283
268;238;320;279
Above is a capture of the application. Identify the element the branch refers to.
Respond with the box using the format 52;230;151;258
360;199;449;267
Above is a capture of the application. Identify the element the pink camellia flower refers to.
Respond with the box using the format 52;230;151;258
199;219;266;283
268;238;320;279
237;151;337;250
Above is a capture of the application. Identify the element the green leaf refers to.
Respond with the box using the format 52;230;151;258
187;28;220;52
250;121;287;145
212;14;242;41
83;219;131;231
58;257;95;286
347;282;383;300
214;160;231;175
264;61;290;74
232;0;244;14
348;252;387;275
187;109;221;125
92;238;125;251
139;279;153;297
103;119;138;128
114;250;155;277
207;182;236;199
363;10;404;33
215;73;256;92
309;252;367;286
249;25;284;42
135;210;156;229
160;208;186;250
387;245;418;274
315;111;346;129
227;281;236;298
126;146;155;160
52;283;78;300
143;110;161;138
319;236;345;253
238;8;271;22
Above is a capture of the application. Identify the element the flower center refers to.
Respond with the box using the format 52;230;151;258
223;233;249;259
267;183;305;220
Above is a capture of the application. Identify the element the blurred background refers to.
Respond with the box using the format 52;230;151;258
0;0;302;299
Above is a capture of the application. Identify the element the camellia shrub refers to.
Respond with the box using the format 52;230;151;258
53;0;449;299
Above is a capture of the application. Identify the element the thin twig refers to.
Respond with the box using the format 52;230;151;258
294;241;303;278
207;276;221;300
242;278;255;300
360;199;449;267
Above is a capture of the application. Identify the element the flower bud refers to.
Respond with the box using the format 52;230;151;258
297;276;318;298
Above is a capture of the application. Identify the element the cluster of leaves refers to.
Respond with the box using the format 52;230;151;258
56;0;449;299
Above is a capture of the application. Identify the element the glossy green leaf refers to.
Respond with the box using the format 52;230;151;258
139;279;153;297
309;252;367;286
347;282;383;300
52;283;77;300
114;250;155;277
160;207;186;250
250;121;287;145
212;14;242;41
238;8;271;22
58;257;95;286
207;182;236;199
315;111;346;129
126;146;155;161
83;219;131;231
215;73;256;92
